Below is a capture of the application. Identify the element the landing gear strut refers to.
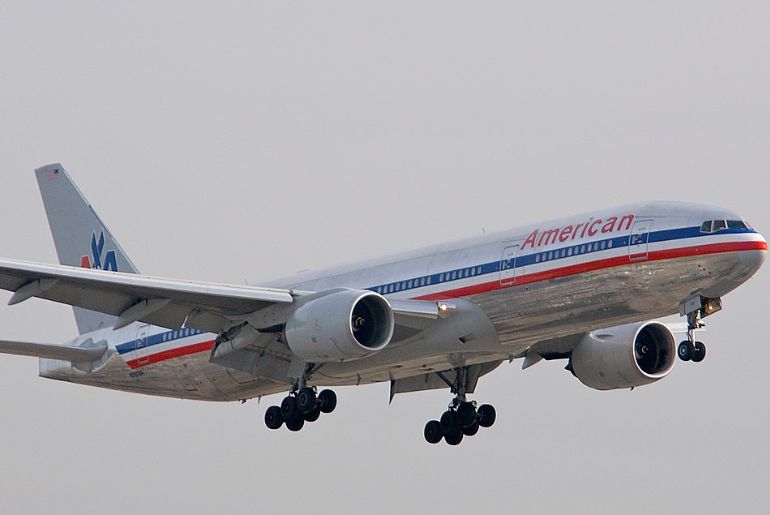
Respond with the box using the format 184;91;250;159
423;367;496;446
678;307;708;363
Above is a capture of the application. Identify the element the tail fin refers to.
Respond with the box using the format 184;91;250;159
35;163;140;334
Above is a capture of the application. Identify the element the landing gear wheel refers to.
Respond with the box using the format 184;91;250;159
280;396;300;421
440;410;460;435
477;404;496;428
692;341;707;363
318;389;337;414
303;406;321;422
462;420;480;436
678;340;694;361
456;401;477;428
424;420;443;444
296;387;317;414
285;416;305;432
444;431;464;446
264;406;283;430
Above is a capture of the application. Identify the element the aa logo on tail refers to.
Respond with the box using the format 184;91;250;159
81;231;119;272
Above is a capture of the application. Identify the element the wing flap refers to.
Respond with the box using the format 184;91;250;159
0;339;107;362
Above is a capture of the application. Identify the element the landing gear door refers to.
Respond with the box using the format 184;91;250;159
499;244;519;286
628;220;652;261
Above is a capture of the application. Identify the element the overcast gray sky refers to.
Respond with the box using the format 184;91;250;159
1;2;769;514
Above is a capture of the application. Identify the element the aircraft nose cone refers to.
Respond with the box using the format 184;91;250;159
740;232;767;272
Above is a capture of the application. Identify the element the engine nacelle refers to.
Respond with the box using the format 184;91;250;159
570;321;676;390
285;289;395;362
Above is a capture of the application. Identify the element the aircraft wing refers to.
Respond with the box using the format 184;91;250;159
0;258;295;333
0;339;107;362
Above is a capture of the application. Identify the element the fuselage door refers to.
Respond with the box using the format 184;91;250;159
136;324;151;366
499;244;519;286
628;220;653;261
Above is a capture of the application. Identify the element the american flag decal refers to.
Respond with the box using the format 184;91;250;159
48;168;60;180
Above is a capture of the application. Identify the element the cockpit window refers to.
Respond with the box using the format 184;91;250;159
727;220;748;230
700;219;748;233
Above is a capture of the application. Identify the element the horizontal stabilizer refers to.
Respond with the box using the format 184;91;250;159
0;339;107;362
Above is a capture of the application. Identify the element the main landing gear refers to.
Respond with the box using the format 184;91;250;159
678;309;707;363
264;387;337;432
423;367;496;446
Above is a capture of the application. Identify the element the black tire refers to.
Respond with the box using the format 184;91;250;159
296;387;317;414
285;416;305;432
462;420;480;436
444;431;464;446
477;404;496;428
318;389;337;414
456;401;477;428
303;406;321;422
264;406;284;430
424;420;443;444
440;410;459;435
280;395;300;421
678;340;694;361
692;341;707;363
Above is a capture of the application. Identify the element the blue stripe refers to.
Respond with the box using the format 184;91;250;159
115;225;756;357
116;328;205;355
366;227;756;295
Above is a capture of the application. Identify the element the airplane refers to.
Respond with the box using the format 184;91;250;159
0;164;765;445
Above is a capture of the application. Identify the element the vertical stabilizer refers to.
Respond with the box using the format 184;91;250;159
35;163;140;334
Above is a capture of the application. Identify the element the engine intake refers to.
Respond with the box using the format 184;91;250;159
570;321;676;390
285;289;394;362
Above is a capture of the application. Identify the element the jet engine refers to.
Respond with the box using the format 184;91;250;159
570;321;676;390
285;289;395;362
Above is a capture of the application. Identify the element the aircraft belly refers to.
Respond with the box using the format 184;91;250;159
41;352;287;402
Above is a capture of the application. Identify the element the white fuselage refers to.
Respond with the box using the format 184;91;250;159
40;201;767;401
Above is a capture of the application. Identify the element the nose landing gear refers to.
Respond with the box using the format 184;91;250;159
678;302;712;363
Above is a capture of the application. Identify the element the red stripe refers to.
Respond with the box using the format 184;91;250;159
416;240;767;301
126;340;215;369
125;239;766;368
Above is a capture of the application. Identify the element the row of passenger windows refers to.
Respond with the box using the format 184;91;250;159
534;239;613;263
374;266;485;294
161;328;200;342
700;220;749;233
